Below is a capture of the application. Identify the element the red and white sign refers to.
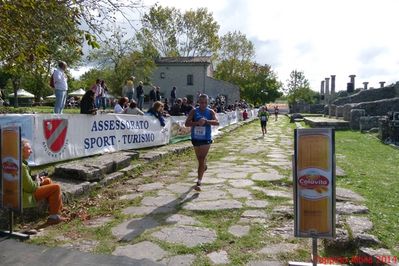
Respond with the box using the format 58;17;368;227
43;119;68;153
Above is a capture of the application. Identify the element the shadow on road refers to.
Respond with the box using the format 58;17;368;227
120;186;199;242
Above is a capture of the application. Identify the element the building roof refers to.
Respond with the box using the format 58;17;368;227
155;56;212;65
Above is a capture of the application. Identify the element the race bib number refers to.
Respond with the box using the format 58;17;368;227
193;126;206;138
261;116;267;121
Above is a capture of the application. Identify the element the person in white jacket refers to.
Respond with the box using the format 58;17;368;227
53;61;68;114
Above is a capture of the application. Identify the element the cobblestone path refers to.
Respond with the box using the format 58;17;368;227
32;117;315;265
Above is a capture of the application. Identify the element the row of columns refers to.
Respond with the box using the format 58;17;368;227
320;75;387;103
320;75;336;104
349;75;386;91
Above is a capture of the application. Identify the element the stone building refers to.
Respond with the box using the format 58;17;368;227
150;57;240;104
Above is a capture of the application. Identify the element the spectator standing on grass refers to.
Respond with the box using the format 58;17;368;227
156;86;161;101
80;90;97;115
124;100;144;115
21;139;66;225
149;86;157;108
122;77;135;101
53;61;68;114
170;86;177;104
91;79;103;108
114;97;128;114
101;80;108;110
136;81;144;110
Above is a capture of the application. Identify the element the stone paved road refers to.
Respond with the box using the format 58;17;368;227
30;117;313;265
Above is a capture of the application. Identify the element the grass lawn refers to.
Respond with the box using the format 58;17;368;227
0;106;81;114
335;131;399;256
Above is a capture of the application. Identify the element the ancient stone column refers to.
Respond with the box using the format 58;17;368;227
349;75;356;91
325;77;330;102
363;82;369;90
330;75;336;99
320;80;325;104
379;81;385;88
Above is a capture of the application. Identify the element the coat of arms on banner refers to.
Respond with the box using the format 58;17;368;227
43;119;68;153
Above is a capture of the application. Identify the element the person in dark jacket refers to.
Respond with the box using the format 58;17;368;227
156;86;161;101
136;81;144;110
181;97;194;115
170;98;184;116
80;90;97;115
149;86;157;107
170;86;176;104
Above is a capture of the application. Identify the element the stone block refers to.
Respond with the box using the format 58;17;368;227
343;104;354;121
323;228;351;251
310;104;325;114
359;116;381;132
378;117;390;141
355;234;381;247
324;105;329;115
329;104;337;117
350;109;366;130
358;247;395;265
336;105;344;117
54;151;137;181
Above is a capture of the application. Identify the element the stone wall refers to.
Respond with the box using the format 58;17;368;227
350;109;366;130
332;83;399;106
342;97;399;122
355;97;399;116
290;103;324;114
359;116;381;132
310;104;325;114
336;106;344;117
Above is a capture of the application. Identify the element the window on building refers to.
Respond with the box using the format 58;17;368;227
160;72;165;79
187;74;193;86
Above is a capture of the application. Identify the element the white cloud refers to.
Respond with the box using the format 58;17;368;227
81;0;399;92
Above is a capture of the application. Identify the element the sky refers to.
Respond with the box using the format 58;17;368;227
71;0;399;92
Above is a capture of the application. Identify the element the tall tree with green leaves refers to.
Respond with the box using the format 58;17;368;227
285;70;316;105
214;31;255;84
87;27;157;96
139;5;220;57
0;0;142;106
179;8;220;56
0;1;83;105
241;64;282;105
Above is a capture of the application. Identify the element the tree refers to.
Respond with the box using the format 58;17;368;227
89;28;135;70
241;64;282;105
0;0;142;106
87;27;157;96
285;70;316;105
139;5;220;57
0;1;84;105
214;31;255;84
179;8;220;56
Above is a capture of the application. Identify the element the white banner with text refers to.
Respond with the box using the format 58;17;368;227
1;109;256;166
